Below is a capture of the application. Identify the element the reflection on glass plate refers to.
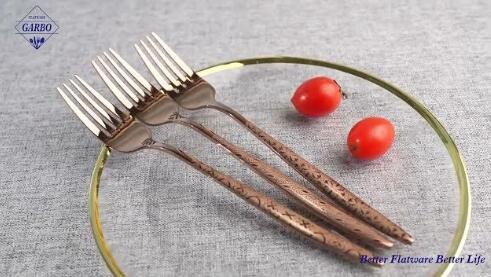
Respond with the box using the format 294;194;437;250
89;57;470;276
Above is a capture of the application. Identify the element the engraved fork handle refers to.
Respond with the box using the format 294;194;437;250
208;102;414;245
144;141;380;266
174;117;393;249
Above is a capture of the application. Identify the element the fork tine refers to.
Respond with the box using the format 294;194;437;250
103;51;148;98
74;74;122;118
146;35;186;82
63;83;107;129
139;40;180;87
151;32;194;77
69;79;112;122
92;60;134;110
108;48;154;92
97;56;140;103
134;44;174;92
58;87;102;137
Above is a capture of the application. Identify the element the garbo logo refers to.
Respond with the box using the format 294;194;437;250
15;5;58;49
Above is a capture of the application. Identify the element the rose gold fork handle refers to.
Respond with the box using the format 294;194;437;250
145;141;380;266
175;118;393;249
208;102;414;245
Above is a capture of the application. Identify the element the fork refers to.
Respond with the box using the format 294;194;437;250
132;32;414;245
57;76;382;265
90;50;393;249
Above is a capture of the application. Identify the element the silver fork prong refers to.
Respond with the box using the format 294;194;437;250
92;60;134;110
103;51;147;98
151;32;194;77
134;44;174;92
63;83;107;129
97;56;140;103
108;48;154;92
69;79;112;122
139;40;180;87
146;35;186;82
74;74;121;118
58;87;102;137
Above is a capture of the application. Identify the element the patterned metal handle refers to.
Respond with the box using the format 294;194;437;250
210;102;414;245
145;141;380;265
177;118;393;249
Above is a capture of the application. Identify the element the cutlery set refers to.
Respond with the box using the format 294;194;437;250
58;32;413;266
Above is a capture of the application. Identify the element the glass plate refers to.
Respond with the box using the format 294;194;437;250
88;57;470;276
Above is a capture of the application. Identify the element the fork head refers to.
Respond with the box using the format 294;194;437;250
57;75;152;152
92;48;181;126
135;32;217;110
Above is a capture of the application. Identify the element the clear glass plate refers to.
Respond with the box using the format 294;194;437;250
89;57;470;276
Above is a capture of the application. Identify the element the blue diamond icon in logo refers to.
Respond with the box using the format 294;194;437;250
15;6;58;49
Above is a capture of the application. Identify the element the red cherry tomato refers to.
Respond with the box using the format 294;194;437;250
347;117;395;160
291;76;342;117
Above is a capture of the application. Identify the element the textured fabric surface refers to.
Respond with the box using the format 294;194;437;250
0;0;490;276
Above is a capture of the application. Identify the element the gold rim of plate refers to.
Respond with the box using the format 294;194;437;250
88;56;471;277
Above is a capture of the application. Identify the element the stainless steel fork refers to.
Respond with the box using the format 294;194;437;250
90;49;393;249
57;76;380;265
134;32;414;245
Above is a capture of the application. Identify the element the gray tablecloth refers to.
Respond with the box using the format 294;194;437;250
0;0;489;276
